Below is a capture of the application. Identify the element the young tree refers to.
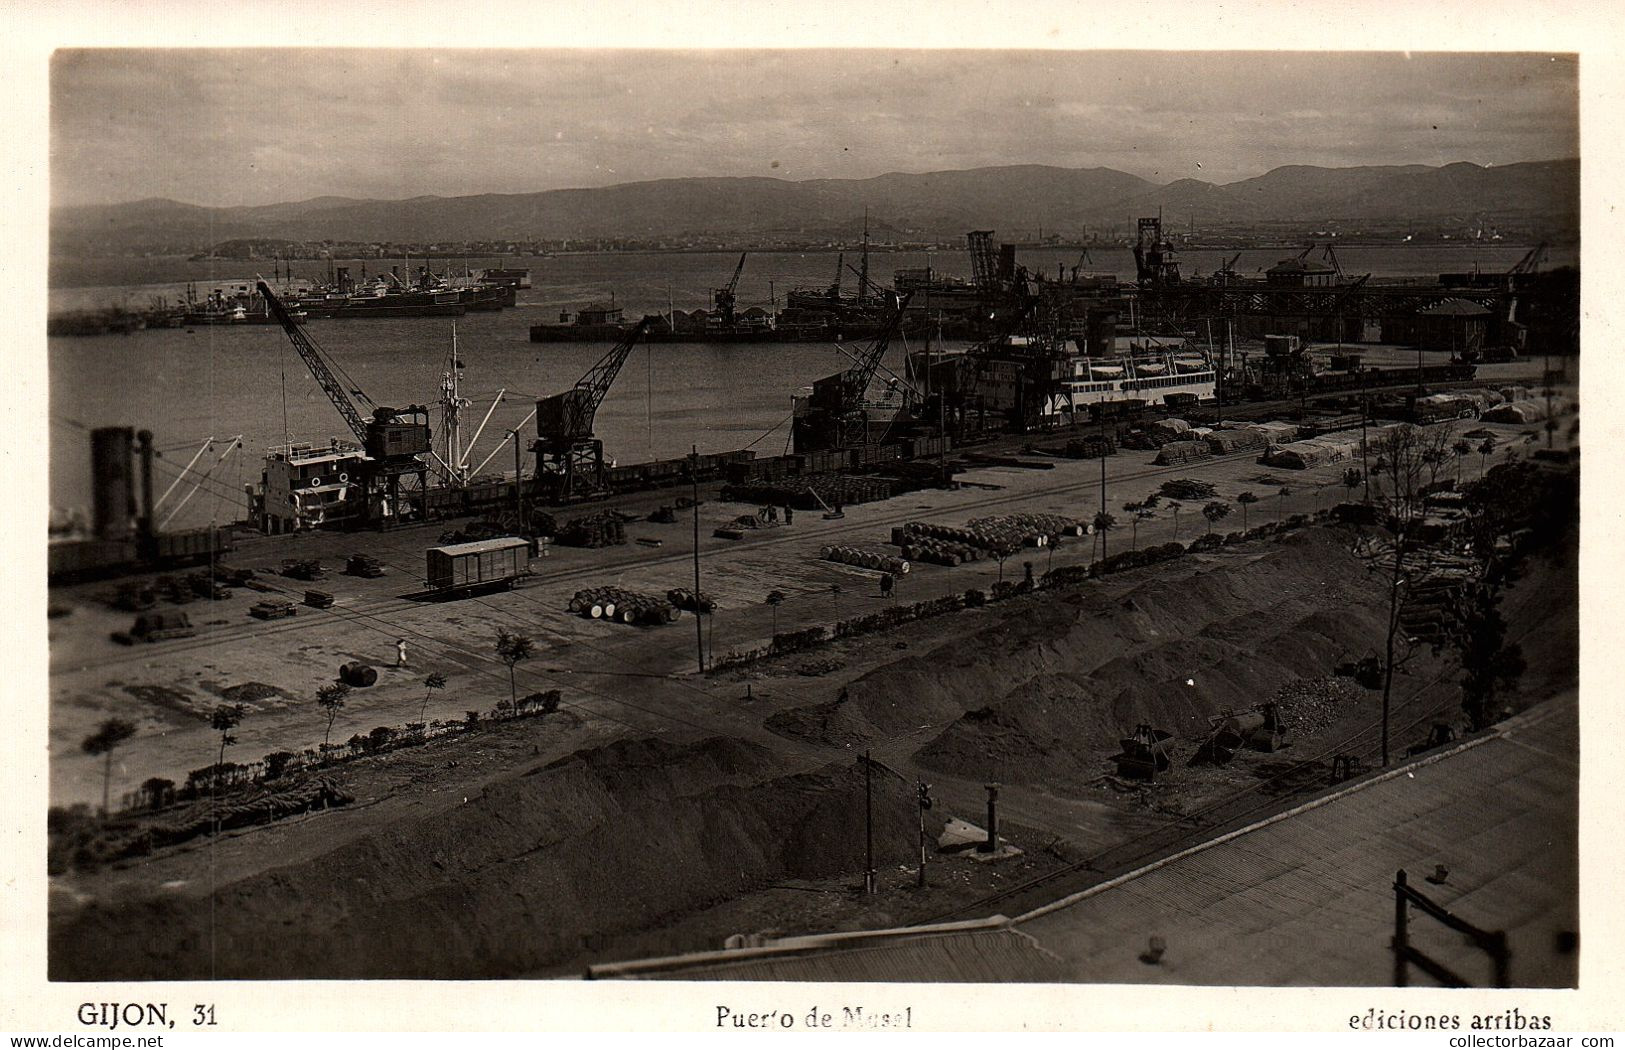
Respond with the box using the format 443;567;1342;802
1092;511;1117;565
1201;500;1230;536
1046;532;1064;572
1365;423;1433;766
1122;501;1144;550
1478;435;1497;474
829;582;842;620
1165;500;1182;541
494;629;535;708
766;590;785;636
209;703;246;803
419;671;448;726
1235;491;1259;531
316;683;350;759
1452;438;1473;485
1421;427;1453;490
1342;467;1363;502
1276;485;1292;524
81;718;137;818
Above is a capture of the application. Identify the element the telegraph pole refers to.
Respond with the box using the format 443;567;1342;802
692;445;705;674
863;749;876;895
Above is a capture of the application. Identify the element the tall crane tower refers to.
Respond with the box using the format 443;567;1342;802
257;281;432;527
792;292;913;452
712;253;748;328
534;315;657;501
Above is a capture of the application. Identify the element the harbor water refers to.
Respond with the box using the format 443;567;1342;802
50;244;1566;529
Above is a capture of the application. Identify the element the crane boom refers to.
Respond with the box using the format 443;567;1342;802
840;292;912;406
537;315;656;442
258;281;371;444
726;252;747;296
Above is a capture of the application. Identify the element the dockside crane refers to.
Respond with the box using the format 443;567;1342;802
792;292;913;452
945;293;1047;437
534;315;657;501
712;252;748;328
257;281;432;527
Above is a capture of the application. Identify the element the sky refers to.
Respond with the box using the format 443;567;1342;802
50;49;1579;209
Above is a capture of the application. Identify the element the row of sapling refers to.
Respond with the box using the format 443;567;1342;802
77;632;540;821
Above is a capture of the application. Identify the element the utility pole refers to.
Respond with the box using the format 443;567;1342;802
692;445;705;674
864;749;876;895
916;781;933;888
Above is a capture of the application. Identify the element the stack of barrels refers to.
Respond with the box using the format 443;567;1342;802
557;512;626;548
821;545;910;575
891;525;984;567
568;586;678;626
666;588;717;614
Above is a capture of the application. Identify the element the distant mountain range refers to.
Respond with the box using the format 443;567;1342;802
52;159;1579;253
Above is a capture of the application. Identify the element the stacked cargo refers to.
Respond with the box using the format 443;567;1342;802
1204;428;1266;455
568;586;678;625
666;588;716;614
1250;421;1300;446
1063;434;1116;458
722;472;902;511
1261;437;1359;469
556;512;626;548
1481;396;1568;424
890;524;985;566
1144;418;1193;447
822;545;910;575
963;513;1088;550
1154;439;1212;466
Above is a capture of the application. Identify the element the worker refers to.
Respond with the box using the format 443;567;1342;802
395;638;408;668
784;506;794;526
880;573;894;600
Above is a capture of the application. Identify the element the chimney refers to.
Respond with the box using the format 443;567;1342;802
136;430;156;555
89;427;136;540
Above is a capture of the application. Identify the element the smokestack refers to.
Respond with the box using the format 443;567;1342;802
90;427;136;540
136;430;156;553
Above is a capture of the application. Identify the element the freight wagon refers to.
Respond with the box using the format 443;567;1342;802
424;536;531;595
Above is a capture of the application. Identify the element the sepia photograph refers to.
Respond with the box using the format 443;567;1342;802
38;42;1583;995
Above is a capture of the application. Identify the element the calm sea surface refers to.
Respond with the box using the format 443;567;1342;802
50;244;1568;528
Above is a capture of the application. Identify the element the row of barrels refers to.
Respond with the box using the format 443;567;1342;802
965;513;1091;549
821;545;910;575
567;586;678;626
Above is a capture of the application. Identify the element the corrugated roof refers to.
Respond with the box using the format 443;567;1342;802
586;696;1577;986
428;536;530;557
1015;695;1576;986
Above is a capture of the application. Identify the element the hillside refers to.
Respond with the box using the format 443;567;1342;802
52;159;1579;253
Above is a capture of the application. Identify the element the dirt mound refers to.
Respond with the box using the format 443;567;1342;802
763;529;1392;787
49;735;930;980
217;681;294;704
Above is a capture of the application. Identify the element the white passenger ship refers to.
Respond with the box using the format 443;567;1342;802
1045;335;1218;420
